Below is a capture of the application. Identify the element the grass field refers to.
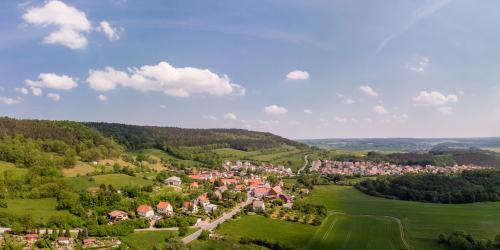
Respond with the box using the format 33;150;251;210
0;161;28;177
69;173;154;190
120;231;179;250
215;214;317;248
305;185;500;250
0;198;75;222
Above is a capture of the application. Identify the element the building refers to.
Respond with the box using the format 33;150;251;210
156;201;174;216
108;210;129;222
25;234;38;242
182;201;198;214
195;193;210;207
253;187;269;198
57;237;71;245
268;186;282;197
164;176;182;186
137;204;154;218
203;203;218;213
252;200;265;212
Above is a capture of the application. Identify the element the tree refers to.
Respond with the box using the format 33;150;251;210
198;230;210;240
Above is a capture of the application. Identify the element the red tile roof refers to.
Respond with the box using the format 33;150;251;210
137;204;152;213
157;201;171;209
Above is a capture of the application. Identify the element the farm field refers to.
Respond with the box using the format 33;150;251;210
305;213;405;250
119;231;179;250
0;198;75;223
306;185;500;250
215;214;317;249
68;173;154;190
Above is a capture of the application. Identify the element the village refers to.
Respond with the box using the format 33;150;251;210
308;159;486;176
0;160;305;249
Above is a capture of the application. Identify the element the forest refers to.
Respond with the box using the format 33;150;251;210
356;169;500;203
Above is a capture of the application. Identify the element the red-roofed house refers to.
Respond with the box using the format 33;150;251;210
108;210;129;222
220;178;237;185
253;187;269;198
195;193;210;206
25;234;38;242
137;204;154;218
182;201;198;214
234;184;245;192
268;186;282;197
157;201;173;216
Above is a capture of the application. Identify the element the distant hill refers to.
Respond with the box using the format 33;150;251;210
85;122;306;151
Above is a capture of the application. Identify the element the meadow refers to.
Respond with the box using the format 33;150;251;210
305;185;500;250
0;198;75;223
119;231;179;250
68;173;154;190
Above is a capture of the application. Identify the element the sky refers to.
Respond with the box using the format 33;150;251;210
1;0;500;139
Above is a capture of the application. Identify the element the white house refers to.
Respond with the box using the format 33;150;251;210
164;176;182;186
157;201;174;216
137;204;154;218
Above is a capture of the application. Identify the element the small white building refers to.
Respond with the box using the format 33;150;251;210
164;176;182;186
203;204;218;214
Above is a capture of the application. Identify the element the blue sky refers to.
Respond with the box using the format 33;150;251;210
1;0;500;139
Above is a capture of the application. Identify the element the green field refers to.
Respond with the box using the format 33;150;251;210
0;198;75;222
0;161;28;177
120;231;179;250
305;213;405;250
215;214;317;248
69;173;154;190
305;185;500;250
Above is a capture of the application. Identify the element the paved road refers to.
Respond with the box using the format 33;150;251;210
297;155;309;174
181;197;253;244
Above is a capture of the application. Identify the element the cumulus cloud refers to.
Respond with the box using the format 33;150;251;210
304;109;312;114
0;96;22;105
47;93;60;101
413;91;458;106
263;105;288;115
30;86;42;96
25;73;77;90
22;0;91;49
405;56;430;73
224;113;237;121
372;105;389;115
359;85;379;97
345;98;356;104
86;61;245;97
98;20;121;41
98;94;107;101
286;70;309;80
437;106;453;115
334;117;348;123
15;87;29;95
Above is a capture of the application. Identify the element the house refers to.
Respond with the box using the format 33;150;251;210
189;182;199;189
164;176;182;186
253;187;269;198
203;204;218;213
195;194;210;207
252;200;265;212
182;201;198;214
108;210;129;222
217;185;228;193
25;234;38;242
57;237;71;245
137;204;154;218
268;186;282;197
220;178;237;186
156;201;174;216
234;185;245;192
83;238;97;247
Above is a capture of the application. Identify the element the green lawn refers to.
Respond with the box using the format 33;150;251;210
120;231;179;250
0;198;75;223
305;185;500;250
215;214;317;249
69;173;154;190
305;213;405;250
189;239;264;250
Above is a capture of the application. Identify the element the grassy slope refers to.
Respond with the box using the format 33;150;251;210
120;231;178;250
305;185;500;250
0;198;74;222
0;161;28;177
69;173;154;190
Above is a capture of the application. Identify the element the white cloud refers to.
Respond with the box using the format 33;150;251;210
98;20;121;41
0;96;22;105
98;94;107;101
47;93;60;101
345;98;356;104
203;115;217;120
15;87;29;95
224;113;237;121
25;73;77;90
393;113;409;122
413;91;458;106
86;61;245;97
303;109;312;114
259;120;279;125
406;56;430;73
372;105;389;115
437;106;453;115
30;86;42;96
359;85;379;97
334;116;348;123
22;0;91;49
286;70;309;80
263;105;288;115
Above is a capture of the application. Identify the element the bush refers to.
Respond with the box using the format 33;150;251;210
198;230;210;240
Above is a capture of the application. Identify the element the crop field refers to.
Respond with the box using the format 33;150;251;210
69;173;154;190
0;198;75;223
215;214;317;248
305;185;500;250
305;213;405;250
